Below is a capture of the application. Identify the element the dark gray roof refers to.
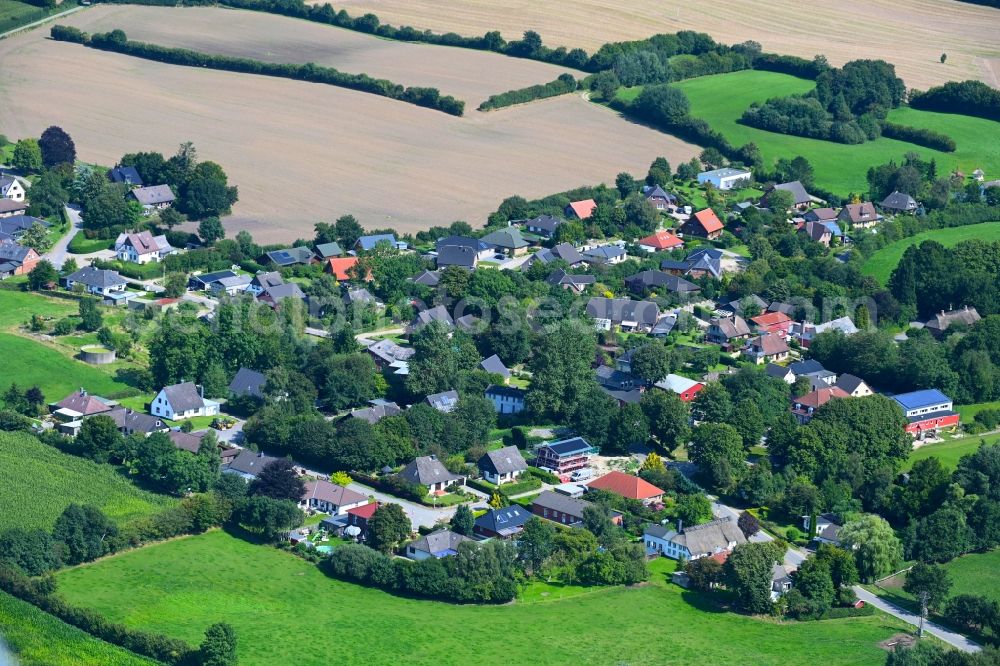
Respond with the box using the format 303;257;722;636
65;266;126;288
582;245;626;263
481;227;528;250
834;373;867;394
526;243;585;269
266;246;314;266
410;304;454;329
366;339;415;364
225;449;281;477
229;367;267;398
881;191;918;211
643;184;676;202
772;181;811;205
192;270;238;287
106;407;168;434
0;215;48;237
765;363;793;379
344;288;376;305
168;430;206;453
410;269;441;287
250;271;284;290
523;214;563;234
350;400;401;424
480;354;510;378
474;505;532;536
436;236;490;253
479;445;527;476
485;384;526;401
546;269;596;289
0;243;33;263
313;241;343;259
788;359;825;376
426;389;459;413
259;282;306;303
539;437;596;458
586;297;659;326
436;244;478;268
532;490;592;519
399;455;462;486
161;382;206;412
108;166;142;186
130;184;175;205
408;529;473;557
625;270;699;294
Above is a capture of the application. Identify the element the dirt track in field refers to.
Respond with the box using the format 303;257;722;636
0;13;698;242
330;0;1000;90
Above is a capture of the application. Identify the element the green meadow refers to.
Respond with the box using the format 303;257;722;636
903;432;1000;472
860;222;1000;284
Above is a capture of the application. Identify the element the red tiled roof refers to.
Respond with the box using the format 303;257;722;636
637;230;684;250
326;257;359;281
587;470;664;500
751;311;791;327
347;502;379;519
709;551;730;564
795;386;849;409
692;209;724;234
567;199;597;220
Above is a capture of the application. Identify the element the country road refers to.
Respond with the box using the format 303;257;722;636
852;586;981;653
0;4;86;40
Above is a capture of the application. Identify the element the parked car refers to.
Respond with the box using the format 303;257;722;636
570;468;593;482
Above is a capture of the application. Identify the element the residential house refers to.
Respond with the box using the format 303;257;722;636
745;332;790;364
0;215;47;239
209;275;252;296
436;236;493;269
64;266;128;298
803;207;839;223
791;316;859;348
801;220;833;247
546;269;595;294
51;389;113;422
343;287;376;307
398;455;465;494
522;242;586;270
300;480;367;515
651;313;678;338
838;202;882;229
229;367;267;400
473;505;533;539
586;297;659;332
246;271;284;296
313;241;344;261
0;199;27;218
767;181;814;210
643;184;678;209
835;373;872;397
892;389;960;438
366;339;415;369
485;385;526;414
880;191;918;214
408;304;454;332
534;437;597;476
480;354;511;381
188;270;238;291
114;231;174;264
654;374;704;402
767;301;798;317
596;365;642;405
787;359;826;378
706;316;752;348
791;386;849;424
924;306;981;337
765;363;796;384
772;564;797;601
355;233;405;252
425;389;459;413
565;199;597;220
587;471;664;505
168;430;207;454
680;208;724;240
531;490;621;527
624;270;699;296
0;242;39;278
105;407;169;436
350;399;402;424
665;247;724;280
802;513;843;545
266;246;315;268
750;311;793;337
257;283;306;308
0;174;25;202
478;445;528;485
108;166;143;187
409;269;441;287
223;450;281;481
323;257;358;282
643;517;746;560
150;382;220;421
582;244;627;265
129;185;175;212
481;227;529;256
697;167;752;190
636;230;684;253
522;214;563;240
717;294;768;318
406;530;472;560
341;502;379;541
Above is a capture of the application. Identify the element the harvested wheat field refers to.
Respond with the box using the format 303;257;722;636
331;0;1000;90
0;27;696;242
62;5;580;108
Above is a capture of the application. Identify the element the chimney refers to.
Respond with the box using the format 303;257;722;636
677;519;683;533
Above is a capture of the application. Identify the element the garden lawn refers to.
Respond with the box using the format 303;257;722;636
861;222;1000;285
956;400;1000;423
68;233;113;255
619;70;1000;198
903;432;1000;471
0;431;177;531
55;530;911;666
0;591;159;666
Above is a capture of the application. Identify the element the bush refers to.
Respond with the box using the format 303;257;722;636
527;466;560;484
881;123;956;152
479;73;577;111
974;409;1000;430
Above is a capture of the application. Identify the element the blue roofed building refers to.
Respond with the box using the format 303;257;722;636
474;505;533;539
892;389;959;438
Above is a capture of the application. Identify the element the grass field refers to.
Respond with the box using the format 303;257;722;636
0;431;177;531
54;530;911;666
67;233;112;255
0;0;77;34
0;591;159;666
328;0;1000;91
861;222;1000;284
0;15;697;242
956;401;1000;422
650;71;1000;198
903;432;1000;471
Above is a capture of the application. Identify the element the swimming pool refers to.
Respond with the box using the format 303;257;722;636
315;545;333;555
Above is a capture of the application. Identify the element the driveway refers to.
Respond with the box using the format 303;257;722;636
710;497;807;567
347;482;457;529
852;586;981;653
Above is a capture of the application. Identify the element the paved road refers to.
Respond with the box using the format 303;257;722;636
710;498;806;567
852;586;982;653
346;482;457;529
45;205;83;270
0;5;86;40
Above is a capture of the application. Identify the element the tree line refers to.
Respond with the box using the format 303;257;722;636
478;73;578;111
910;80;1000;123
50;26;465;116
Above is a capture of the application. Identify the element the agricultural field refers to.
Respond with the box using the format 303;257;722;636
861;222;1000;285
0;431;177;531
653;70;1000;198
55;530;911;666
903;432;1000;471
0;19;698;242
329;0;1000;90
0;591;159;666
66;5;580;108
